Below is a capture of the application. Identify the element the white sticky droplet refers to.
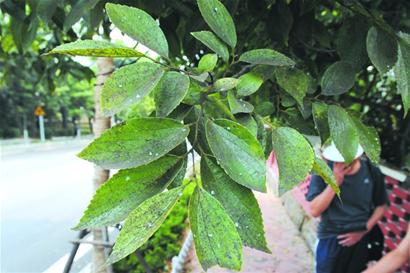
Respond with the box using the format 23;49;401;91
213;7;218;12
226;127;231;130
208;233;213;237
125;176;130;181
178;192;183;197
235;222;239;228
149;151;153;156
211;190;215;195
118;84;123;88
147;223;153;228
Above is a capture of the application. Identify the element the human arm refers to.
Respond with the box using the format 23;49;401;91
309;162;348;217
338;204;387;247
363;225;410;273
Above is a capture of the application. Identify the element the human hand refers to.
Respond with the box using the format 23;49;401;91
333;163;351;186
337;231;367;247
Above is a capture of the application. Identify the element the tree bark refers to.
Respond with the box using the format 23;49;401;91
91;57;114;273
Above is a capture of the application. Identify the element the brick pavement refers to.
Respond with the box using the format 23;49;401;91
186;192;314;273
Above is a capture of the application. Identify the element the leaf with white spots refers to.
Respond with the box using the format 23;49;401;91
206;119;266;192
47;40;145;57
101;61;164;116
189;186;243;271
107;186;184;264
78;118;189;169
328;105;359;163
227;90;254;114
154;71;190;117
350;114;381;164
106;3;169;57
312;157;340;196
74;156;181;230
271;127;314;193
239;49;295;66
201;156;269;252
197;0;237;48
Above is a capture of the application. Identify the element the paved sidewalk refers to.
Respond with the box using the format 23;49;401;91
187;192;313;273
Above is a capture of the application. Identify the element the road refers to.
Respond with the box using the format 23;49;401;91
1;140;95;273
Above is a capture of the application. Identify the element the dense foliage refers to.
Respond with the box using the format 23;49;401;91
46;0;410;271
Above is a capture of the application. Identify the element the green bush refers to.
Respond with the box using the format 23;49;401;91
114;182;194;273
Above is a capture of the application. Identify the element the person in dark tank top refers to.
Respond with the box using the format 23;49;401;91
306;142;388;273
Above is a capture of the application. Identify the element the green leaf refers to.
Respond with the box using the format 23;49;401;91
227;90;254;114
47;40;144;57
321;61;355;96
394;32;410;116
64;0;100;31
366;27;397;74
78;118;189;169
236;72;264;96
275;67;309;106
254;101;275;117
312;102;330;144
350;115;381;164
154;71;190;117
312;157;340;196
328;105;359;163
236;114;258;137
206;119;266;192
239;49;295;66
74;156;180;230
106;3;169;57
37;0;59;23
101;61;164;116
336;16;368;70
191;31;229;61
197;0;237;48
183;79;204;105
201;156;269;252
198;53;218;72
107;186;183;264
214;77;239;92
271;127;314;192
189;186;242;271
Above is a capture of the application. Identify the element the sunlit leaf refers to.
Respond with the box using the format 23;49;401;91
106;3;169;57
101;61;164;116
78;118;189;169
214;77;239;92
198;53;218;72
47;40;144;57
236;72;264;96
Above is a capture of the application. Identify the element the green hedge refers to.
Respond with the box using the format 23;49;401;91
114;182;194;273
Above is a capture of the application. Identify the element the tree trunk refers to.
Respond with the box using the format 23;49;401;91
91;57;114;273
